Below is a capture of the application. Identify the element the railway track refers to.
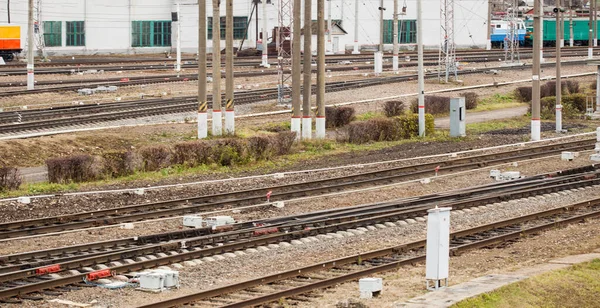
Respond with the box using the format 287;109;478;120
1;171;599;304
137;196;600;308
0;138;593;240
0;166;593;276
0;46;595;72
0;49;589;92
0;59;588;136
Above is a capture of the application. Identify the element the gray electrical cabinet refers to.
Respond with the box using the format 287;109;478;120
450;97;466;137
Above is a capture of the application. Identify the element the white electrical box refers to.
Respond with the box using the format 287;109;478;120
561;152;575;161
139;272;165;290
426;207;451;290
500;171;521;181
183;215;204;228
359;277;383;299
183;215;235;228
153;269;180;288
489;169;501;179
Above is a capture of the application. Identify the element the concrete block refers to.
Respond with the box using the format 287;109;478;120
234;251;247;256
396;220;409;226
300;238;313;243
268;244;280;249
356;227;369;232
171;263;184;269
94;264;109;270
366;226;378;231
291;240;304;245
213;255;226;260
145;255;158;260
278;242;292;247
317;234;333;240
415;217;427;222
156;253;168;258
202;257;216;262
405;219;417;224
223;253;237;258
192;259;204;265
374;224;387;229
384;222;397;227
122;259;136;265
67;270;81;275
246;248;259;253
257;246;270;252
306;236;319;242
328;232;344;238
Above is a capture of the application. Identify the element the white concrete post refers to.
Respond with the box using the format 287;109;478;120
176;3;182;74
261;0;270;67
352;0;360;54
417;0;425;137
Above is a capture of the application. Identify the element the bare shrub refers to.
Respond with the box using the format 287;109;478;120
410;96;450;114
591;81;597;90
562;93;587;112
248;135;275;160
565;80;580;94
138;145;172;172
173;141;213;167
273;131;297;155
515;87;533;102
102;151;133;177
383;100;405;117
326;106;356;128
46;154;103;183
461;92;479;109
347;118;400;143
0;167;21;191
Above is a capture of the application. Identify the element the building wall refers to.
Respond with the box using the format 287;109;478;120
0;0;488;55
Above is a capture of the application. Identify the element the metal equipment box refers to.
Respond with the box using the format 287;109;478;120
139;272;165;290
152;269;180;288
450;97;466;137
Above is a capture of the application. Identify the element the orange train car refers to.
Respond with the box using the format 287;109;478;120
0;25;22;62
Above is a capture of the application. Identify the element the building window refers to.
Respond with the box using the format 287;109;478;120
66;21;85;46
132;21;172;47
383;20;417;44
43;21;62;47
208;17;248;40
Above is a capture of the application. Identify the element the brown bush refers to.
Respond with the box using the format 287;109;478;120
248;135;275;160
591;81;597;90
461;92;479;109
273;131;297;155
0;167;21;191
347;118;400;143
46;155;103;183
383;100;405;117
562;93;587;112
325;106;356;128
210;139;249;166
173;141;213;167
102;151;134;177
138;145;172;172
410;96;450;115
541;81;569;98
565;80;580;94
515;87;533;102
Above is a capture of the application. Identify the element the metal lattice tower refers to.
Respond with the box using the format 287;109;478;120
277;0;293;104
34;0;46;58
504;0;521;64
438;0;457;83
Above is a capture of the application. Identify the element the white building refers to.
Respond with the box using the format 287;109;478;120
0;0;489;56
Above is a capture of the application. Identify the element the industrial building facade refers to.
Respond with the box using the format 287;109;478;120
0;0;489;55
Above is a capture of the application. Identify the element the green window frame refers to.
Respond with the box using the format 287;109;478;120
43;21;62;47
208;16;248;40
131;21;172;47
383;20;417;44
66;21;85;46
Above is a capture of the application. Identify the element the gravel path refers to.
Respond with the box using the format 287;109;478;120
434;105;529;129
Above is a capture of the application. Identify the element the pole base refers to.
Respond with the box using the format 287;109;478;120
589;48;594;59
212;111;223;136
531;119;541;141
302;117;312;140
198;112;208;139
291;117;302;139
225;110;235;135
316;117;326;139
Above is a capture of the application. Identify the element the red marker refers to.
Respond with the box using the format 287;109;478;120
266;191;272;202
435;166;440;176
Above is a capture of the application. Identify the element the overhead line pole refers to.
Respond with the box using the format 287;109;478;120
417;0;425;137
261;0;270;67
212;0;222;136
27;0;34;90
198;0;208;139
379;0;384;52
302;0;313;139
393;0;398;72
352;0;360;54
569;0;573;47
176;3;181;74
291;0;302;136
225;0;235;135
556;4;563;133
486;0;491;50
589;0;594;58
316;0;326;138
327;0;332;54
532;0;541;141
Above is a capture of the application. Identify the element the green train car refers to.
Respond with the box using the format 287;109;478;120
524;18;599;47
